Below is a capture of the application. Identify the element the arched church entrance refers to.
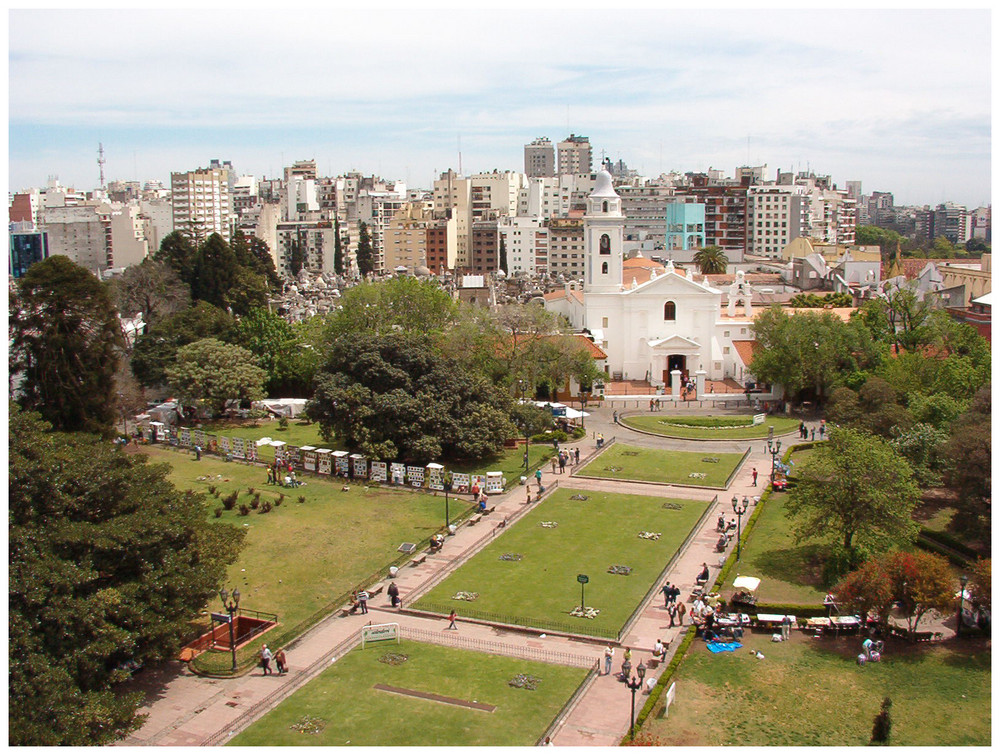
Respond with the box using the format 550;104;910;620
663;354;687;383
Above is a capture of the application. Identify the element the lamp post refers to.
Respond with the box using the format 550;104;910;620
957;574;969;637
580;386;590;430
519;379;529;471
625;660;647;740
219;587;240;672
443;474;453;532
767;438;782;483
732;495;748;561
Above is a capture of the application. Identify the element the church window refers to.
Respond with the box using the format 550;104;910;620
603;201;609;213
723;347;731;355
599;234;611;255
663;301;676;321
602;317;609;328
601;262;609;274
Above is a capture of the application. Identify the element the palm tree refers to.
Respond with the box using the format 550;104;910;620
693;245;729;275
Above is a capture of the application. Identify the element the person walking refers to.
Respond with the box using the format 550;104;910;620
387;581;400;608
274;647;287;674
260;644;273;675
667;602;678;628
558;453;566;474
446;610;458;630
358;589;369;614
677;601;687;626
671;584;682;605
819;419;826;438
781;614;792;640
574;448;580;464
751;467;758;486
551;457;557;475
811;427;816;441
604;645;614;675
661;581;672;608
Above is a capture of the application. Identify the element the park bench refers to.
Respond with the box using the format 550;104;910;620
467;513;483;526
410;553;427;567
482;506;497;516
368;583;384;598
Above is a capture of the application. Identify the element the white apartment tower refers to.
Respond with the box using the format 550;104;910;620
170;167;233;242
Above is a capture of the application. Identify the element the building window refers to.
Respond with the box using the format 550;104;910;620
602;317;609;328
601;261;609;274
663;301;676;321
599;234;611;255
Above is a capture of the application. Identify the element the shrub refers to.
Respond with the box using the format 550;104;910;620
278;416;289;431
259;501;273;514
277;494;285;506
570;426;587;440
214;507;223;518
250;493;261;509
298;495;306;504
222;491;239;510
238;504;250;516
208;484;217;496
247;486;255;496
663;416;756;428
531;430;568;443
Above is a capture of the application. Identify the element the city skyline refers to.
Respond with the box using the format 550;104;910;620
8;8;992;208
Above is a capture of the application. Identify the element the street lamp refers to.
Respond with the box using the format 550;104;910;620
732;495;748;561
767;438;782;483
625;660;647;740
519;379;529;471
957;574;969;637
443;474;453;532
580;385;590;430
219;587;241;672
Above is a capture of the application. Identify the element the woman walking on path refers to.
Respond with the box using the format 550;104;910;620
446;610;458;630
260;645;273;675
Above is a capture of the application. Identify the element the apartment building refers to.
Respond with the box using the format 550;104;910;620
41;203;114;272
433;169;471;266
617;184;673;256
524;137;555;178
383;201;436;273
557;134;592;175
275;221;338;276
469;220;499;275
665;201;706;253
498;215;548;276
746;185;805;257
170;166;233;242
426;216;457;275
671;179;748;253
546;217;586;279
9;230;49;278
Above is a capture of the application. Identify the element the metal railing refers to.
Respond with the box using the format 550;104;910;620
400;625;597;668
536;662;601;746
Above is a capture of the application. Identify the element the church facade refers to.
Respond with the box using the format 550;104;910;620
544;169;759;391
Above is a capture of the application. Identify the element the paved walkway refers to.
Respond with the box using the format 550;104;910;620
118;405;824;747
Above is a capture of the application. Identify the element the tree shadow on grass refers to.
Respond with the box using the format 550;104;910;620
751;544;828;589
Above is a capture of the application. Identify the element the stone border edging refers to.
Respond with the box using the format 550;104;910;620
617;413;801;443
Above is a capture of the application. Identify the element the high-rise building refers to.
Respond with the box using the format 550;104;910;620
524;137;555;178
470;220;499;274
745;185;805;257
9;230;49;278
558;134;592;176
41;203;114;273
498;215;548;276
933;203;971;245
547;217;586;280
170;166;233;242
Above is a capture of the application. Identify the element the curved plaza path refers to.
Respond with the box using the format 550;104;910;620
118;403;818;747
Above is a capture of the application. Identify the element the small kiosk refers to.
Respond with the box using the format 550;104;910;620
270;440;287;464
300;446;318;472
350;453;367;478
332;450;350;477
485;471;505;494
425;463;445;491
316;448;333;475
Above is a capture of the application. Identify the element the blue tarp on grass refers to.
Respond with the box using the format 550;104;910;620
706;642;742;653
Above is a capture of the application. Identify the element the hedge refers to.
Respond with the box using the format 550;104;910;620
918;528;980;559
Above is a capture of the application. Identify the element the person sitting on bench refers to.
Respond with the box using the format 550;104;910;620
716;534;728;552
429;533;445;552
696;563;710;585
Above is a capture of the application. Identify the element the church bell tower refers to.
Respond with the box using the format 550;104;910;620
584;167;625;294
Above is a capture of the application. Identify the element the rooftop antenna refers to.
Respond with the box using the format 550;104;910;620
457;135;462;176
97;143;106;190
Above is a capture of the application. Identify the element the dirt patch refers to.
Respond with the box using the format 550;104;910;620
372;683;496;712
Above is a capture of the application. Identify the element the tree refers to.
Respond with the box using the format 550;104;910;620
967;558;990;611
851;298;894;344
233;308;320;397
942;385;990;533
333;219;345;275
153;231;197;286
825;377;913;438
834;551;955;636
189;233;239;311
890;423;949;486
9;406;244;744
355;221;375;276
308;332;515;463
288;238;305;277
789;291;853;308
855;225;904;260
165;338;267;416
692;245;728;275
883;286;934;351
10;255;121;436
130;301;235;387
231;230;281;290
325;276;458;341
108;258;191;332
785;427;920;552
498;234;508;275
749;306;880;403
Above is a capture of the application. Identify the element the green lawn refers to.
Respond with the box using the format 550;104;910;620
577;444;745;488
228;640;589;746
140;447;469;671
413;488;710;638
621;414;801;440
642;632;990;746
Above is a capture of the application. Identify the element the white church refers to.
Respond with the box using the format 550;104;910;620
544;169;761;396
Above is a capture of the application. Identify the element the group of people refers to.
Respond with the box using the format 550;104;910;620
660;581;687;628
259;644;287;675
549;447;580;475
797;419;826;440
266;459;299;487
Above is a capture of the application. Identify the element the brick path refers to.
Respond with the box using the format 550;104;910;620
118;405;823;746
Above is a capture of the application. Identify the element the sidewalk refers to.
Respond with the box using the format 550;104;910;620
119;405;798;747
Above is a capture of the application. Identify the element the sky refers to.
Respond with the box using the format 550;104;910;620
7;7;993;208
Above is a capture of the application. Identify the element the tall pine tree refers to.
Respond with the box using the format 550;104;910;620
356;221;375;277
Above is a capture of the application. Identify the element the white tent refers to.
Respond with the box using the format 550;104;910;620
732;576;761;592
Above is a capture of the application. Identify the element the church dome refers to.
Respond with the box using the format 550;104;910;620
589;169;619;199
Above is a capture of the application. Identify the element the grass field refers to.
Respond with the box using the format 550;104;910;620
577;444;745;488
642;632;991;746
228;640;590;746
139;446;466;671
413;487;710;637
621;414;801;440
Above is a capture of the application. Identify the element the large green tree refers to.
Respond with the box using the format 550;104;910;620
355;221;375;276
189;233;239;311
333;219;345;275
325;276;458;341
308;332;515;463
8;407;243;745
692;245;728;275
153;231;197;286
165;338;267;416
749;306;880;402
231;230;280;290
942;385;990;533
233;308;321;397
10;256;121;436
785;427;920;552
130;301;235;387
